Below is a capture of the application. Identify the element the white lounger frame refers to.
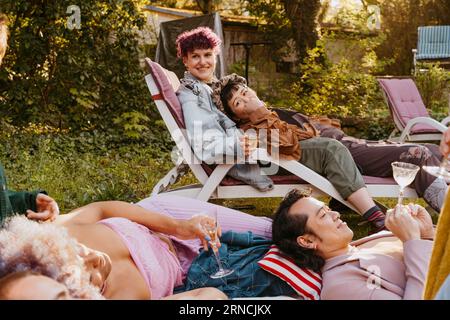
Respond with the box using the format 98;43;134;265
145;70;418;210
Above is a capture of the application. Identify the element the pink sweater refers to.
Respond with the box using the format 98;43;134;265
320;232;433;300
98;217;184;300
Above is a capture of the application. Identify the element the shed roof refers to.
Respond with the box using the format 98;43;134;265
143;5;258;26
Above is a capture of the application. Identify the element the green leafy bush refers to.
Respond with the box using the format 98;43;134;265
0;126;177;212
0;0;155;131
415;63;450;120
260;35;449;140
258;38;390;139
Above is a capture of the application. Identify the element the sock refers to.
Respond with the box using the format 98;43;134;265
362;205;386;233
423;178;447;213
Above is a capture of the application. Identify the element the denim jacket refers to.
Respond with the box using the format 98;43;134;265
174;231;296;298
177;72;273;191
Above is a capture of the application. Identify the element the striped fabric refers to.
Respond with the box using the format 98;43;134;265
258;245;322;300
416;26;450;60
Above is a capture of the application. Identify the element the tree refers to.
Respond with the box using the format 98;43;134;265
196;0;215;13
245;0;324;68
374;0;450;75
0;0;152;131
283;0;322;63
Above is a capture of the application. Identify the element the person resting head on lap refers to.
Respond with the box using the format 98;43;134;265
271;188;435;300
211;74;389;234
213;73;449;217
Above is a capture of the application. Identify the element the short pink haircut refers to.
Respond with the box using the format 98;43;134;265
175;26;221;58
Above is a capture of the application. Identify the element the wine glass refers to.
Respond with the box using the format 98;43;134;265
422;156;450;180
200;208;234;279
246;132;258;163
391;162;420;205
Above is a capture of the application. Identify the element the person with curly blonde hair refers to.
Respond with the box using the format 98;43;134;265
0;216;105;299
0;197;256;300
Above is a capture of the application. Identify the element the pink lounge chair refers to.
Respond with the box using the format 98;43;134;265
144;58;417;208
378;77;450;143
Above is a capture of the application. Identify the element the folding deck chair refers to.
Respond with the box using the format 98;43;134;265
378;77;450;143
144;58;417;210
413;25;450;72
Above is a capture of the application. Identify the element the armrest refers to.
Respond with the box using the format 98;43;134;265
249;148;358;212
151;162;190;196
399;117;447;142
440;116;450;126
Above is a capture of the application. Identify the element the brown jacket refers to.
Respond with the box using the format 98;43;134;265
239;108;318;161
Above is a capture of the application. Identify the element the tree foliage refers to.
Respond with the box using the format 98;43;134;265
374;0;450;75
245;0;323;66
0;0;153;132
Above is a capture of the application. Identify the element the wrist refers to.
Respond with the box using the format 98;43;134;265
400;232;421;242
173;219;185;236
401;236;421;243
421;229;435;240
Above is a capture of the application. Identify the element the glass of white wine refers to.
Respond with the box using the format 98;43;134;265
200;208;234;279
246;132;258;163
391;161;420;205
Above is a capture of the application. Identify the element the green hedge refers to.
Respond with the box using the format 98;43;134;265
0;0;155;134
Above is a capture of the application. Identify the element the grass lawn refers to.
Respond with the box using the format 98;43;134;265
1;133;440;241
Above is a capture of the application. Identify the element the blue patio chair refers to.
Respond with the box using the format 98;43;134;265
413;25;450;72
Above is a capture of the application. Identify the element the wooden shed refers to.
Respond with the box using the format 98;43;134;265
143;5;277;87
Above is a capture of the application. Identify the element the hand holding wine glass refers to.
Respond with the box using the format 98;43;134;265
174;214;220;251
200;208;234;279
422;127;450;179
385;205;421;243
439;127;450;158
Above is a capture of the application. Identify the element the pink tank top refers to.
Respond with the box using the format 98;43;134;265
98;217;183;299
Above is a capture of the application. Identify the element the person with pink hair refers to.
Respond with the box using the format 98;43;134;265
175;26;275;192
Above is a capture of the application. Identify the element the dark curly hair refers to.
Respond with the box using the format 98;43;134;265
272;189;325;273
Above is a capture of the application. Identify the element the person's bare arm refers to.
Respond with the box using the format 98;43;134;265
163;287;228;300
56;201;212;248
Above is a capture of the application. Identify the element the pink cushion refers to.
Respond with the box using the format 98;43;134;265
145;58;185;128
378;78;439;134
258;245;322;300
362;176;397;185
